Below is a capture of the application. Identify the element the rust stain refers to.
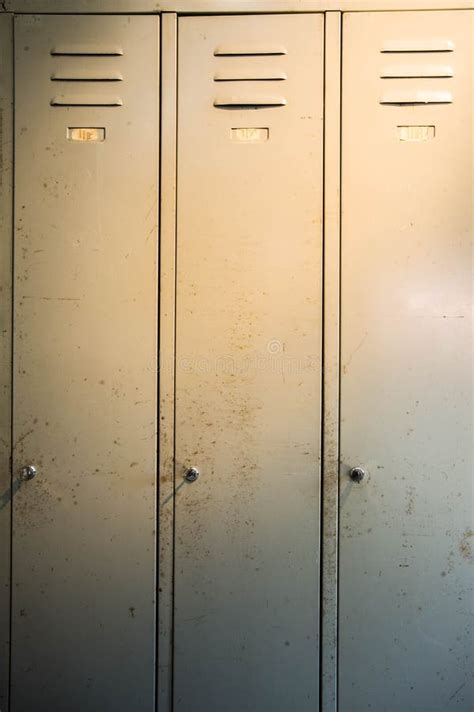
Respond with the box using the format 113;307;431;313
459;530;473;563
405;486;415;516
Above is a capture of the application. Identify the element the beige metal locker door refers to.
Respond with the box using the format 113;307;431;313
174;14;324;712
340;10;473;712
12;16;159;711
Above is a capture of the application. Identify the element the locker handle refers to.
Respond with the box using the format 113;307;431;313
349;467;367;484
19;465;37;482
184;467;200;483
214;95;287;109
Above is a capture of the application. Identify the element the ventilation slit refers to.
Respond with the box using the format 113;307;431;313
214;95;287;109
51;95;123;107
214;44;287;57
380;39;455;53
214;69;287;82
51;44;124;57
51;70;123;82
213;42;288;109
380;64;453;79
379;90;452;105
50;43;124;108
379;38;454;106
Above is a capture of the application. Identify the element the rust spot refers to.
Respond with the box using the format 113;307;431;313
459;530;473;563
405;486;415;515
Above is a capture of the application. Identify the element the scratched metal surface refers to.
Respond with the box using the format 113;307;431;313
11;15;159;711
340;10;473;712
174;13;324;712
0;14;13;712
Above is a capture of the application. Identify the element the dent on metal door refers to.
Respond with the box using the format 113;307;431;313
340;10;473;712
174;14;324;712
12;15;159;711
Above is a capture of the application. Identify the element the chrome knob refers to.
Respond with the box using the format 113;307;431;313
184;466;200;483
19;464;37;482
349;466;367;484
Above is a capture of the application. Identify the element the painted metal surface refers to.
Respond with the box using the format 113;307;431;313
174;13;323;712
0;14;13;712
340;9;473;712
11;15;159;711
161;0;474;8
3;0;474;13
158;12;177;712
321;12;341;712
3;0;161;10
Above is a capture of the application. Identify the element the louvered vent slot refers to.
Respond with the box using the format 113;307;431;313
213;43;287;109
51;69;123;82
379;38;454;106
380;90;452;105
51;44;124;56
381;39;455;53
214;44;287;57
51;95;123;107
214;69;287;82
380;64;453;79
214;95;287;109
50;43;124;108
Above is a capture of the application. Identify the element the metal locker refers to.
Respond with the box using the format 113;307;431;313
11;15;159;711
1;4;471;712
340;10;473;712
173;13;324;712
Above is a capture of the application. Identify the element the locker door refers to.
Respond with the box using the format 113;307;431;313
174;14;324;712
12;16;159;711
340;10;473;712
